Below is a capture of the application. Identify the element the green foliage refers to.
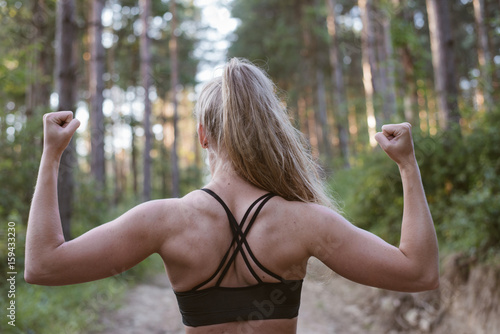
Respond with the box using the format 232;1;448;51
0;112;45;225
332;109;500;256
71;174;117;235
333;148;403;245
424;110;500;255
5;277;126;334
109;0;200;95
0;1;53;103
180;164;205;194
0;254;164;334
229;0;304;89
0;189;164;334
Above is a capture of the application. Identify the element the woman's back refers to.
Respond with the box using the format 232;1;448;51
159;177;311;333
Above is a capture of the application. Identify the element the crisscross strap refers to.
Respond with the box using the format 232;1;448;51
190;188;278;291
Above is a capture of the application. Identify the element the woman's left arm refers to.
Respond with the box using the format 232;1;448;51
25;111;170;286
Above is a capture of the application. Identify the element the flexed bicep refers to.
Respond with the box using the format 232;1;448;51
308;206;436;293
25;200;172;286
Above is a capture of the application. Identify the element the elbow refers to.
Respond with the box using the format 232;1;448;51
398;261;440;292
24;244;66;285
429;270;440;290
24;268;41;285
401;274;439;293
24;269;55;286
420;272;440;291
403;252;440;292
422;260;440;291
24;261;51;286
24;256;37;284
24;264;46;285
411;267;440;292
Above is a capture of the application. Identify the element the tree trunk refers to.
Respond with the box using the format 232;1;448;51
111;121;122;206
396;1;419;127
473;0;493;111
107;27;121;205
161;95;170;198
56;0;77;241
359;0;378;147
425;0;460;130
89;0;106;191
170;0;180;198
380;8;397;122
140;0;153;201
161;113;169;199
130;115;139;199
326;0;350;168
26;0;52;120
401;46;419;127
315;69;331;160
306;85;319;156
297;95;310;139
299;2;321;156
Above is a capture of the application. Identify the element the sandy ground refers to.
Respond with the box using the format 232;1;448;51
91;259;389;334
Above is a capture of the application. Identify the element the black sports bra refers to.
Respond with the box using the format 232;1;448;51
173;188;303;327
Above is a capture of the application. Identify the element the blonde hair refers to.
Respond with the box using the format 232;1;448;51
195;58;337;209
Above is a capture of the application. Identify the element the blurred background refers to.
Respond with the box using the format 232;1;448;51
0;0;499;332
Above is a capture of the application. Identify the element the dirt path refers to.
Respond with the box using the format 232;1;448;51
297;260;383;333
92;260;386;334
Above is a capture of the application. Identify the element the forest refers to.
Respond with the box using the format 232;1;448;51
0;0;499;332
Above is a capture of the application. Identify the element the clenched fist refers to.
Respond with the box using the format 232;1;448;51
374;122;416;167
43;111;80;158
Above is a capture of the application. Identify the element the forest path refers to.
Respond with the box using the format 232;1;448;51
92;259;386;334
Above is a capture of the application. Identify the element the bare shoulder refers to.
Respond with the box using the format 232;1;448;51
179;189;212;209
151;190;216;238
284;200;354;259
275;198;347;230
254;196;346;247
138;190;208;222
119;193;202;240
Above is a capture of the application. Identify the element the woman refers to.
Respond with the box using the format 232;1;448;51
25;58;439;333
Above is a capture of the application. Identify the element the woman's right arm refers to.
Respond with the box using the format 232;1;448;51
308;123;439;292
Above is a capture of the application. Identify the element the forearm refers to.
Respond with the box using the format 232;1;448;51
25;152;66;275
398;161;439;282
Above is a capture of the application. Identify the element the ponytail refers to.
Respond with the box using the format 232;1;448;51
196;58;338;210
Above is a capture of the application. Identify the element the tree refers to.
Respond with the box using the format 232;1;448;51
55;0;77;240
315;68;331;159
359;0;398;132
425;0;460;130
359;0;378;147
0;1;56;226
299;3;322;156
140;0;153;201
89;0;106;191
26;0;53;120
473;0;493;111
127;114;140;199
326;0;350;168
376;2;397;123
170;0;180;198
393;0;420;127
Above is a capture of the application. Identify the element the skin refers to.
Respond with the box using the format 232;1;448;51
25;111;439;334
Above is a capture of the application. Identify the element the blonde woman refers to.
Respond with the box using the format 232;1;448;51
25;58;439;333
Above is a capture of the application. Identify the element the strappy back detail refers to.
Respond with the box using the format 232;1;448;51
173;188;303;327
190;188;279;290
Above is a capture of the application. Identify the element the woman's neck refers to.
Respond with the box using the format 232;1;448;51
208;164;246;189
206;157;260;194
205;150;266;196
